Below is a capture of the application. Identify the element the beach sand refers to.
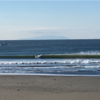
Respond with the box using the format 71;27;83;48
0;75;100;100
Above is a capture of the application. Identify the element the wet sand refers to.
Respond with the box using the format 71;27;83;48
0;75;100;100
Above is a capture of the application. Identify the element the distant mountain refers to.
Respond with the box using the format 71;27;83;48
22;35;68;40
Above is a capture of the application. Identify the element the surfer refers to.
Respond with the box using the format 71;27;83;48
35;55;38;59
35;55;42;59
0;42;7;46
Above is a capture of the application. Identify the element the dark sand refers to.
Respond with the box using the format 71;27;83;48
0;75;100;100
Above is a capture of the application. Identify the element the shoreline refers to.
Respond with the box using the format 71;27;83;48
0;75;100;100
0;73;100;77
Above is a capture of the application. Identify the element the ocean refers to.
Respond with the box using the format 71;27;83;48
0;39;100;76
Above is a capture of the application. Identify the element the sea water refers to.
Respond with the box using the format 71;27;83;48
0;39;100;76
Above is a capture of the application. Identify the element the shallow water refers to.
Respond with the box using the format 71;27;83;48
0;58;100;76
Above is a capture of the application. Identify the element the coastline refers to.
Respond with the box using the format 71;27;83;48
0;75;100;100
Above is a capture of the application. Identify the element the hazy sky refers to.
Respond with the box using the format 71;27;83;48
0;1;100;40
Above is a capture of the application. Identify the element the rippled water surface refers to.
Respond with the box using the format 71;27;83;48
0;40;100;76
0;58;100;76
0;40;100;55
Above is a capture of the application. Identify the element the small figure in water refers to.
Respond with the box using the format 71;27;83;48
35;55;42;59
0;42;7;46
35;55;38;59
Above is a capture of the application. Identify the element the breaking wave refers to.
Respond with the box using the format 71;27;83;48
0;58;100;76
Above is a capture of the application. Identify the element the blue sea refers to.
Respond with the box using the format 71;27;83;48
0;39;100;76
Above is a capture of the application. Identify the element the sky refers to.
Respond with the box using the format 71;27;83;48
0;0;100;40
